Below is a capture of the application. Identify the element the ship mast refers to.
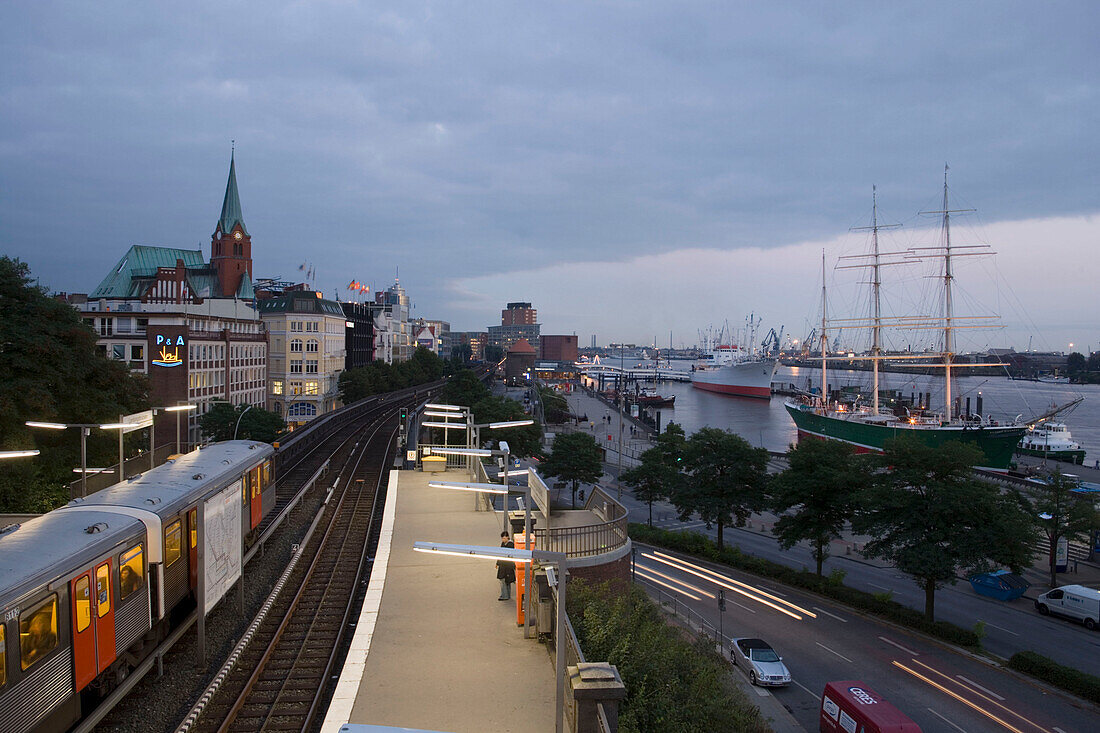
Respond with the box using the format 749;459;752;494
850;187;900;414
820;250;828;409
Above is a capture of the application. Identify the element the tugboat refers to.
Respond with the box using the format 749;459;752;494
1018;422;1086;464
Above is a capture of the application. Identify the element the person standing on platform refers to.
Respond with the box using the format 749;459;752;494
497;531;516;600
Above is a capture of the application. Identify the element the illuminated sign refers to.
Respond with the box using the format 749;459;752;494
152;334;186;368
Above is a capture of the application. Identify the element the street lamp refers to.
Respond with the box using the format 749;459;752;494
148;404;197;470
26;421;95;497
413;541;568;733
162;404;197;455
0;450;39;459
233;404;254;440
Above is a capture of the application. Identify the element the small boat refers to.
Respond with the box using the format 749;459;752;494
1037;374;1071;384
629;388;675;407
1018;422;1087;464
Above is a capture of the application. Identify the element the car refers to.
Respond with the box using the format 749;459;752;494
730;637;791;686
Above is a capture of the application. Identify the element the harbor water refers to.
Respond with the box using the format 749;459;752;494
633;361;1100;461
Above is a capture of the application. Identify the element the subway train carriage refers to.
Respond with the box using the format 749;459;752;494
0;440;275;733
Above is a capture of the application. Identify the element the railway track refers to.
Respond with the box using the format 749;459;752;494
182;409;398;733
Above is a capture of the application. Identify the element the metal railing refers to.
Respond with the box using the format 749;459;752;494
533;486;628;558
66;443;179;499
636;575;735;654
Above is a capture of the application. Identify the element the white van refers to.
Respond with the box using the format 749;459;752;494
1035;584;1100;629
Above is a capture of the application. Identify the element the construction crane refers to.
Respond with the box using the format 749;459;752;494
760;325;785;356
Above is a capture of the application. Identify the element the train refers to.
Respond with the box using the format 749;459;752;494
0;440;276;733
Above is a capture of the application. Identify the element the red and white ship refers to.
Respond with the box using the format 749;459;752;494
691;317;778;399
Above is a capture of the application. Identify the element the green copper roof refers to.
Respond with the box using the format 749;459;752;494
236;271;255;300
256;291;344;316
90;245;207;298
218;155;248;236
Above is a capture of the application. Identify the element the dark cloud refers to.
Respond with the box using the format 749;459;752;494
1;2;1096;334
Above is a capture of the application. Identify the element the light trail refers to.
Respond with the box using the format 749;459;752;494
910;659;1047;732
635;569;704;601
642;548;818;616
893;661;1039;733
639;554;802;620
636;565;715;598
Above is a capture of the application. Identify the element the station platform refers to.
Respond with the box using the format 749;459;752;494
321;468;556;733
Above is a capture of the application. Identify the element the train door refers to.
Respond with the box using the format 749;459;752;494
188;508;198;591
71;571;96;689
249;466;262;529
93;561;115;673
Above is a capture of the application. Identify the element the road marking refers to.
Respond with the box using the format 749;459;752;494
867;582;891;590
793;679;818;699
813;606;848;622
955;675;1005;701
729;598;757;613
978;620;1019;637
753;684;771;697
927;707;968;732
816;642;854;663
1053;727;1069;733
878;636;919;656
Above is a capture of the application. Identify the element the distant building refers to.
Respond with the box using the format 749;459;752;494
342;301;380;369
454;331;487;361
502;301;537;325
75;154;266;449
540;334;578;362
413;318;451;357
504;338;537;382
257;290;346;426
375;280;412;362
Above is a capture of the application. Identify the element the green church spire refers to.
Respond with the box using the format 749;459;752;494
218;151;248;236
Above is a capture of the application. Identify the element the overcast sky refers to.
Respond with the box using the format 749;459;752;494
2;2;1097;351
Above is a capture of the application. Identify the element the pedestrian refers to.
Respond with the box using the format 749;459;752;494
497;531;516;601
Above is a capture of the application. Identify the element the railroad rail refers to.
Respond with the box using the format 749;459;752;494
180;408;399;733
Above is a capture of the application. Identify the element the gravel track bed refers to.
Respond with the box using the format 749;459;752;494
94;480;331;733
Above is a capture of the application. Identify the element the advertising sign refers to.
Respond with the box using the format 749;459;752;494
203;480;243;614
1056;537;1069;572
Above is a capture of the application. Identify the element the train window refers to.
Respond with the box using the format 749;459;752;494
251;466;262;498
95;564;111;617
165;521;182;568
19;596;58;671
120;545;144;600
1;624;6;688
189;508;197;549
263;460;272;486
75;576;91;632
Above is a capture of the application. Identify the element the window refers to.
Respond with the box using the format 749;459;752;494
290;381;303;395
119;545;144;600
272;379;284;395
131;344;144;360
305;339;319;353
189;509;197;549
20;596;58;670
304;381;319;395
112;344;126;360
165;520;182;568
288;403;317;418
305;360;318;374
0;624;5;688
290;339;303;353
290;360;303;374
75;576;91;632
263;460;272;487
95;564;111;616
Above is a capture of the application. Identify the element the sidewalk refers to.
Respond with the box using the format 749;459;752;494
322;469;556;733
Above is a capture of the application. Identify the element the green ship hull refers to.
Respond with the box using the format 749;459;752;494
1016;447;1086;465
784;401;1027;471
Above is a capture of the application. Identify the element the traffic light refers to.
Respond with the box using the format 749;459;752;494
399;407;408;421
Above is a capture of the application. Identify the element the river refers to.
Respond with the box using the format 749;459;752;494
632;361;1099;461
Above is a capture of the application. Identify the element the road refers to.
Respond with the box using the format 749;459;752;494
634;543;1100;732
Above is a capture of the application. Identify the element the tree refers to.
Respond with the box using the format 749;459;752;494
450;342;472;365
1024;469;1098;587
338;346;443;403
771;438;871;576
441;368;491;407
0;257;148;512
1066;352;1087;374
541;431;604;508
536;385;570;424
621;423;686;525
470;395;543;458
200;402;286;444
484;344;504;363
852;438;1035;620
673;427;769;550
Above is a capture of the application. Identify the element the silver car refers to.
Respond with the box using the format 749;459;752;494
731;637;791;686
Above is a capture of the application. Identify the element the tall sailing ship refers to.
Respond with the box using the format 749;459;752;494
784;171;1027;472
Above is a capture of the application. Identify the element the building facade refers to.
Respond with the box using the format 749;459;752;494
342;301;379;369
454;331;487;362
502;302;537;325
258;291;347;426
76;155;266;450
540;334;578;362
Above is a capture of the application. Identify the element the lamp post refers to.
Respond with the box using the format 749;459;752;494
163;403;197;455
233;404;254;440
413;541;568;733
26;421;97;497
147;404;196;470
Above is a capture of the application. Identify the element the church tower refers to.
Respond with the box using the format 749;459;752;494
211;153;253;297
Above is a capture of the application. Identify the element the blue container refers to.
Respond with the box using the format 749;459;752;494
969;570;1030;601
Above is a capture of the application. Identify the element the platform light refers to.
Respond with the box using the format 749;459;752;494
487;419;534;429
422;421;470;430
426;447;492;457
424;411;465;419
25;421;67;430
0;450;40;459
425;403;462;411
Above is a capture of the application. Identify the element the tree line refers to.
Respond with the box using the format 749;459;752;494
620;423;1097;621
